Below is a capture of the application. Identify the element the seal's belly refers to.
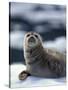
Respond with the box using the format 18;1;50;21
26;64;57;78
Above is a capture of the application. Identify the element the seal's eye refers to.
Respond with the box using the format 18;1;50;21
35;34;38;38
27;34;30;37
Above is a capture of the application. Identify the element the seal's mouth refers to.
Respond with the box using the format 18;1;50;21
28;36;36;44
28;36;36;46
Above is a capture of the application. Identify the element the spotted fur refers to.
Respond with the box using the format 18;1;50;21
19;32;66;80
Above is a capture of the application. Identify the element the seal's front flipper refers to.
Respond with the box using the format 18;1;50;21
19;70;30;80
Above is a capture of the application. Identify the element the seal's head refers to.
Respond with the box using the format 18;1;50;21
24;32;42;48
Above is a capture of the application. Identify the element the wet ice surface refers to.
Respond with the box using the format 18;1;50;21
10;64;66;88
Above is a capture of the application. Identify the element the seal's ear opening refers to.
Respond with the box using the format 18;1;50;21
37;33;43;45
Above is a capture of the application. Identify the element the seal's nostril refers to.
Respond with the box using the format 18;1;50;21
28;37;35;42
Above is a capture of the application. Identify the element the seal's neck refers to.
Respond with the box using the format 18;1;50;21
25;44;43;54
25;44;46;65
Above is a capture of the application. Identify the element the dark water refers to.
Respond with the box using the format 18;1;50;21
9;47;26;65
9;2;66;64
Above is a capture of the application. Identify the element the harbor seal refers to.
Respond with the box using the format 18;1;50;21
19;32;66;80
